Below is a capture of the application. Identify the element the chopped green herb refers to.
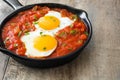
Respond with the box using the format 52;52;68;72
18;31;22;37
34;15;38;20
78;40;83;43
62;43;67;47
58;25;60;27
4;37;9;44
24;31;29;35
25;22;29;26
43;47;46;50
40;11;44;15
84;31;88;35
14;43;18;47
70;30;77;35
58;32;66;37
68;48;73;50
40;32;43;35
33;21;38;24
70;24;73;28
72;15;77;21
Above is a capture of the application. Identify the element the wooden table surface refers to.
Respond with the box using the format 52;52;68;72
0;0;120;80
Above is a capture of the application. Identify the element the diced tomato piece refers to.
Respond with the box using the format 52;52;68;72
16;47;26;56
80;34;87;40
8;44;14;50
36;11;41;18
74;22;82;28
13;26;20;35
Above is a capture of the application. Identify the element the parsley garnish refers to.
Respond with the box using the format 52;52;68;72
34;15;38;20
14;43;18;47
62;43;67;47
18;31;22;37
70;30;77;35
72;15;77;21
24;31;29;35
33;21;38;24
84;31;88;36
68;48;73;50
70;24;73;28
25;22;29;26
40;32;43;35
4;37;9;44
78;40;83;43
43;47;46;50
58;32;66;37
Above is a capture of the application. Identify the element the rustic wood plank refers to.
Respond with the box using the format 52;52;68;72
2;0;120;80
0;0;14;80
0;52;9;80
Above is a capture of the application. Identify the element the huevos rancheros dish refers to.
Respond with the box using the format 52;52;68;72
2;6;88;59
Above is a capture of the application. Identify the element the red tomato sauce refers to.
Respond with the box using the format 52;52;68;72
2;6;88;59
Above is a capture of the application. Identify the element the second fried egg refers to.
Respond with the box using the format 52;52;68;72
21;31;57;58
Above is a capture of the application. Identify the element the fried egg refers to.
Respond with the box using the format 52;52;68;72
35;11;74;34
21;11;74;58
21;31;57;58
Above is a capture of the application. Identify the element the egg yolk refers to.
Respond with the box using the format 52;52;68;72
38;16;60;30
33;35;57;51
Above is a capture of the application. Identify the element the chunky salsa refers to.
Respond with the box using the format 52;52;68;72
2;6;88;58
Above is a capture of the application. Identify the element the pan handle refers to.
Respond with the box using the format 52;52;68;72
79;11;91;27
3;0;22;10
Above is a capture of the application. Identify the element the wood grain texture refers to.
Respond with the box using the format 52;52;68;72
0;0;13;80
1;0;120;80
